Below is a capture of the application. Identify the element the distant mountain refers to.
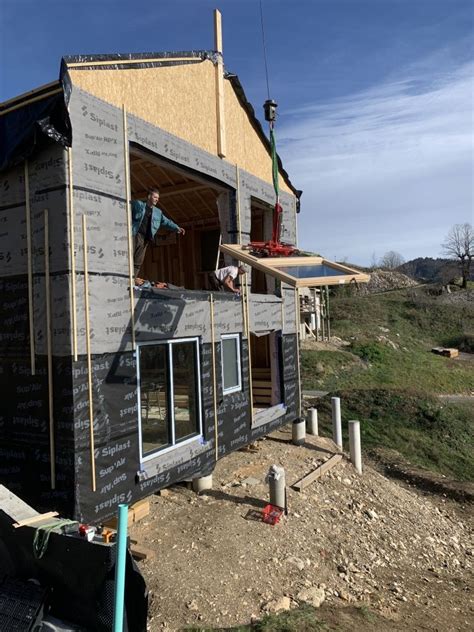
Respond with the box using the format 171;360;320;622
397;257;466;283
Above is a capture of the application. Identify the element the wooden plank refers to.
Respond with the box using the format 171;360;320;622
130;540;155;561
83;215;96;492
214;9;226;157
14;511;59;529
44;208;56;490
0;485;38;523
292;454;343;491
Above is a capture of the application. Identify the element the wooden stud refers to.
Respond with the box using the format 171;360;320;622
295;288;302;418
292;454;343;491
24;161;35;375
82;215;96;492
214;9;226;158
209;295;219;460
13;511;59;528
67;149;78;361
44;209;56;490
122;105;136;349
245;283;254;415
65;56;198;69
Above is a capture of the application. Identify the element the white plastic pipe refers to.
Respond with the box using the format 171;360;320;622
349;420;362;474
268;465;286;509
192;474;213;494
307;408;318;436
292;417;305;445
331;397;343;450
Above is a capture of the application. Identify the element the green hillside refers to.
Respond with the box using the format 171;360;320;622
301;288;474;481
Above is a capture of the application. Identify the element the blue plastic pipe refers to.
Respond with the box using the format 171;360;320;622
113;503;129;632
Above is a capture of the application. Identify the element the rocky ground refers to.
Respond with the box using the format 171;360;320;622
129;424;473;631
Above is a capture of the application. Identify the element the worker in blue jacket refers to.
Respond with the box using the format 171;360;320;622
132;187;185;276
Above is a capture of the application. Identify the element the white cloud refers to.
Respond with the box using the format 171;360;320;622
279;60;474;265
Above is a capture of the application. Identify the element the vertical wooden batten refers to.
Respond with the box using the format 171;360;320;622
67;149;78;361
122;105;136;350
82;215;96;492
295;288;302;419
214;9;227;158
209;295;219;460
44;209;56;489
24;161;35;375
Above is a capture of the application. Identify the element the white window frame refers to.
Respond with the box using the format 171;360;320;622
136;337;203;463
221;333;242;395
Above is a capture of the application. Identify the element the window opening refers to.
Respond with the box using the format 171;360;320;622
221;334;242;394
137;337;202;460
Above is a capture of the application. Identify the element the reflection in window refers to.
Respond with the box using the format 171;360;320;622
222;334;241;395
138;338;202;460
172;342;198;443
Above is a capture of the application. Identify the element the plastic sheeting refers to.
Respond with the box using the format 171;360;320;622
0;85;71;172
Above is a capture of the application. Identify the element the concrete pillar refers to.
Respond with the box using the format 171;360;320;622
307;407;318;435
192;474;213;494
349;420;362;474
331;396;343;450
292;417;305;445
267;465;286;509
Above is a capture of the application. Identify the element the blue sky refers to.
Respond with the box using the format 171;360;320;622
1;0;473;265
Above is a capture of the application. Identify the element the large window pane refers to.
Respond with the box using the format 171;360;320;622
222;335;241;393
172;342;198;443
139;345;170;454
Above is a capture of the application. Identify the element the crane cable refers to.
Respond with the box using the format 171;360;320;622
259;0;279;202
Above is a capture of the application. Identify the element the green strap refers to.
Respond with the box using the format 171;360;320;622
33;519;78;559
270;127;279;200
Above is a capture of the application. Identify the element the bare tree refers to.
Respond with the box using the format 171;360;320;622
442;223;473;289
379;250;405;270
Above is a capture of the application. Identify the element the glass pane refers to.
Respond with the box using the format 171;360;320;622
223;337;239;391
172;342;199;443
273;264;344;279
140;345;170;454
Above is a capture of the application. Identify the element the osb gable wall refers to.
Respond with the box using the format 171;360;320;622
66;59;293;195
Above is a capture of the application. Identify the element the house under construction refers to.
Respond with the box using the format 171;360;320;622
0;13;368;522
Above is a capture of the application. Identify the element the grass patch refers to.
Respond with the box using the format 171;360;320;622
315;390;474;481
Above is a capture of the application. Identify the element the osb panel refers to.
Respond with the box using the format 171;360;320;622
68;62;218;155
68;60;293;194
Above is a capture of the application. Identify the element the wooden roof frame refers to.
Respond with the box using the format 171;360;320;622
220;244;370;288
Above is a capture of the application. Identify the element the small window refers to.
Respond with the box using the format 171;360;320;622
137;338;202;461
221;334;242;395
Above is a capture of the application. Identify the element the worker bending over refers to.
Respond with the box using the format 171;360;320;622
209;265;245;294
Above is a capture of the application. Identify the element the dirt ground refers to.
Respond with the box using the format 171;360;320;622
130;425;473;631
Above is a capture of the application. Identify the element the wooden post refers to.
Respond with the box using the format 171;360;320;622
67;148;78;361
295;288;302;418
209;295;219;460
24;161;35;375
245;281;254;415
82;215;96;492
214;9;226;157
122;105;136;349
44;209;56;489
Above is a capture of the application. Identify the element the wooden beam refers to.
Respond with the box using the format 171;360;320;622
214;9;226;157
67;149;78;361
160;183;209;197
44;209;56;490
14;511;59;529
24;161;35;375
292;454;343;491
122;105;136;349
82;215;96;492
210;295;219;460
